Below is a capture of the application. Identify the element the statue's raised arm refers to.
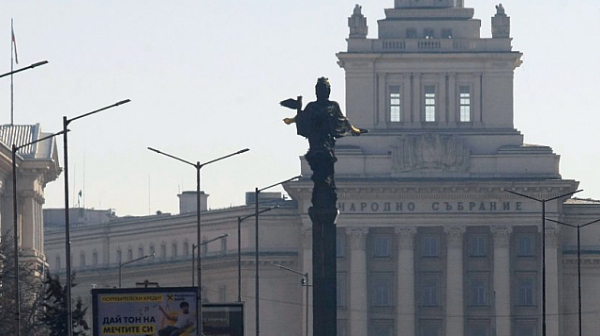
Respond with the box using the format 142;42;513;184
280;77;367;150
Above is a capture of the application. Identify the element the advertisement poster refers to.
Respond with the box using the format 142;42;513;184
92;288;244;336
93;287;197;336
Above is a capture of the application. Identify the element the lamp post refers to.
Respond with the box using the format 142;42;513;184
0;60;48;79
238;207;277;302
254;175;300;336
11;129;65;336
63;99;131;336
192;233;229;286
545;217;600;336
506;189;582;336
275;264;310;336
118;253;155;288
148;147;249;336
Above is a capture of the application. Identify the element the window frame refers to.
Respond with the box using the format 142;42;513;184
423;85;437;122
389;85;402;123
459;85;472;122
373;235;392;258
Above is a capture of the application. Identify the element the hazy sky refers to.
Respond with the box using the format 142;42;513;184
1;1;599;216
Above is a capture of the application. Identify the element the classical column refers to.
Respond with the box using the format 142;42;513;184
545;224;560;336
395;227;416;336
492;225;512;336
445;226;464;336
348;228;369;336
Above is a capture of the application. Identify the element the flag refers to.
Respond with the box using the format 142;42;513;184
11;20;18;64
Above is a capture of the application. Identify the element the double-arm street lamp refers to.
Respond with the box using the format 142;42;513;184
545;217;600;336
63;99;131;336
148;147;249;336
237;206;277;302
254;175;300;336
11;129;65;336
275;264;310;336
192;233;229;286
118;253;155;288
506;189;582;336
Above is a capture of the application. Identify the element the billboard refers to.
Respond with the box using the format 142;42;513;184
92;287;243;336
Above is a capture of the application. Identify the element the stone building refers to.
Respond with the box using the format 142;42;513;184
44;2;600;336
0;124;61;268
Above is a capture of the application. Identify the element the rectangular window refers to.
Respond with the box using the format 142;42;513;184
128;249;133;262
337;320;347;336
371;320;394;336
219;285;226;302
421;278;439;306
337;273;346;307
55;256;61;271
424;85;436;122
515;323;536;336
184;242;189;256
441;28;453;39
459;85;472;122
161;245;167;259
80;253;85;268
518;235;535;257
149;245;155;257
138;247;144;258
336;234;346;258
468;322;490;336
389;85;401;122
424;28;435;39
373;235;391;257
172;243;178;258
93;252;98;267
422;235;439;257
372;279;392;306
469;234;487;257
406;28;418;39
420;320;441;336
517;278;535;306
470;279;488;306
221;238;227;254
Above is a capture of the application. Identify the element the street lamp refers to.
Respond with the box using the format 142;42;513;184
545;217;600;336
63;99;131;336
118;253;155;288
192;233;229;286
275;264;310;336
148;147;249;336
238;206;277;302
0;60;48;78
255;175;300;336
506;189;582;336
11;129;65;336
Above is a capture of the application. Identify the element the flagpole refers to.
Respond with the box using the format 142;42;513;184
10;18;14;125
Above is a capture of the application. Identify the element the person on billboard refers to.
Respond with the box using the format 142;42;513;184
157;301;195;336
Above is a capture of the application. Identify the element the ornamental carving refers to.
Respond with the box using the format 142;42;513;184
444;226;465;249
394;226;417;249
491;225;512;248
391;134;470;174
347;228;369;251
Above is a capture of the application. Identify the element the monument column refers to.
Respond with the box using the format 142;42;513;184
348;228;369;336
492;225;512;336
445;226;465;336
395;226;416;336
545;224;560;336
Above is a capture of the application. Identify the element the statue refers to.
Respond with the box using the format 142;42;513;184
281;77;367;207
353;4;362;16
495;3;505;15
281;78;367;336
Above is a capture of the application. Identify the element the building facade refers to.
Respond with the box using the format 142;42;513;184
0;124;61;268
44;2;600;336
